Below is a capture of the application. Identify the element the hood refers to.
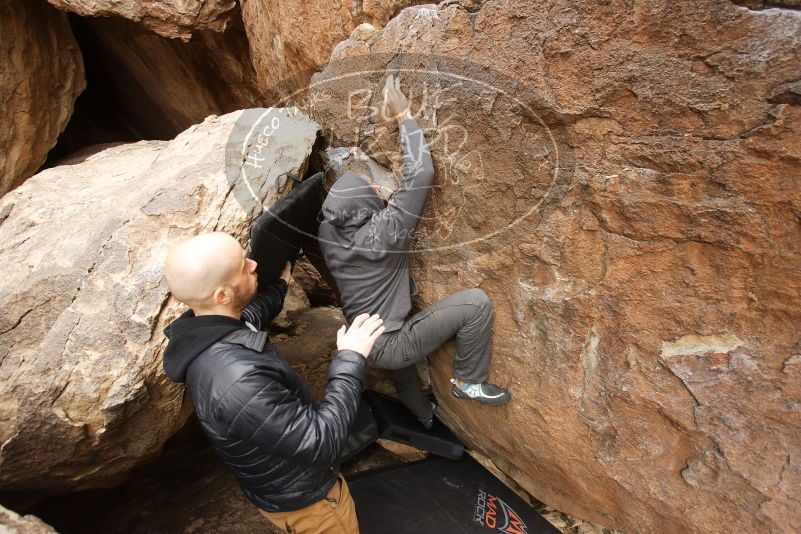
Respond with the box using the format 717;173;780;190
321;171;384;229
162;310;245;382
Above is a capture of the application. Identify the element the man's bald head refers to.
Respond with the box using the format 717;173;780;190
165;232;256;312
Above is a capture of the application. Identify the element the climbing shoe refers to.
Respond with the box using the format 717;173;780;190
450;378;511;405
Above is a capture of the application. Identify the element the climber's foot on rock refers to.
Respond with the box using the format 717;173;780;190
450;378;511;405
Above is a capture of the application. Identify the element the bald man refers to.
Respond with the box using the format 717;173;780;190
162;231;385;534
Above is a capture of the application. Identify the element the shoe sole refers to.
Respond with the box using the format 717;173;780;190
451;387;511;405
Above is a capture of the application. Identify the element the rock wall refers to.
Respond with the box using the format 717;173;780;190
45;0;236;40
2;0;799;532
0;108;319;492
240;0;426;97
305;2;801;533
0;0;85;197
0;505;57;534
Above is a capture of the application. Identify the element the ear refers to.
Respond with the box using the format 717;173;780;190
211;287;230;306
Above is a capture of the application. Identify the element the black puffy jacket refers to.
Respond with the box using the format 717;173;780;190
162;279;366;512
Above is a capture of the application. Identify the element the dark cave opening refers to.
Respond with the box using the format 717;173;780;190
45;9;265;168
43;16;136;165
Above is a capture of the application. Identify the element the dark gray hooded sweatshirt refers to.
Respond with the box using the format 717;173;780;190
318;117;434;332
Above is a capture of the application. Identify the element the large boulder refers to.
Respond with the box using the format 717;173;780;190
240;0;423;96
305;2;801;533
0;505;57;534
45;0;236;40
0;0;85;197
0;108;319;492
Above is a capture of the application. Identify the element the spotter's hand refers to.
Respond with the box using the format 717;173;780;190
336;313;385;358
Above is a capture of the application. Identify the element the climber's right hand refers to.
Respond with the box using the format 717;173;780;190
381;74;411;122
336;313;385;358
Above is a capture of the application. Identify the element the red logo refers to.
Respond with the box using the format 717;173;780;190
474;490;529;533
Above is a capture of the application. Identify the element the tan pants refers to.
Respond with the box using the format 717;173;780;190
259;474;359;534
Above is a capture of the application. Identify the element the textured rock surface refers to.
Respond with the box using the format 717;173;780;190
240;0;425;96
0;505;58;534
271;306;344;402
64;8;261;142
0;0;85;197
272;305;395;401
292;255;338;306
270;279;311;330
46;0;236;40
306;2;801;533
0;108;319;492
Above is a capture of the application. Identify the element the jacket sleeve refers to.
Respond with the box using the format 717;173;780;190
227;349;366;466
372;116;435;249
240;278;288;331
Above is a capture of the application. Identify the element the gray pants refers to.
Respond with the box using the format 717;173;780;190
368;288;493;421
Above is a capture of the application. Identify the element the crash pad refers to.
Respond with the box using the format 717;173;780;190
247;171;326;290
364;390;464;460
338;395;380;464
348;455;560;534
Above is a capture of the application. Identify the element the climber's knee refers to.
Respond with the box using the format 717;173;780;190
463;287;492;315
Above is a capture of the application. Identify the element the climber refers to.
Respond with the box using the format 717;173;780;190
161;231;385;534
318;74;511;429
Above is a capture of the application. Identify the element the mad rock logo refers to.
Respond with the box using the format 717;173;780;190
474;489;528;534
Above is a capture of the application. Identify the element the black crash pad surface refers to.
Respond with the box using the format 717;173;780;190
364;390;464;460
247;171;325;290
338;394;380;464
348;456;559;534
